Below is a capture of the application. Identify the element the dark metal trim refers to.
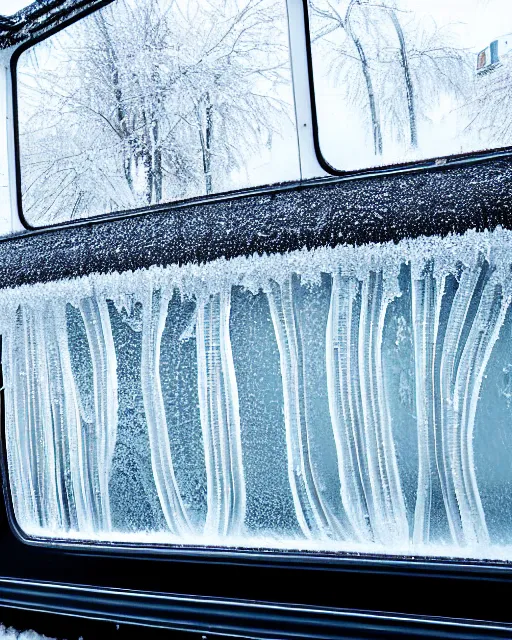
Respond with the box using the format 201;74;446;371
0;17;16;30
0;1;115;47
0;577;511;639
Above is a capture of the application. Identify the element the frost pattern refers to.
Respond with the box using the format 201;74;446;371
196;290;246;536
3;227;512;560
326;271;408;545
79;296;118;533
141;287;193;536
268;276;347;540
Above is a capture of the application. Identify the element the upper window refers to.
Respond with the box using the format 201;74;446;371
15;0;299;226
308;0;512;171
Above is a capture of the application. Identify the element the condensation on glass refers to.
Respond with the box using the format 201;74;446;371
3;227;512;560
16;0;299;225
308;0;512;171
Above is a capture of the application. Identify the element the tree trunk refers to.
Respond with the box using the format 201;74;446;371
389;9;417;149
153;118;163;204
345;2;383;156
140;106;162;206
354;37;382;156
94;13;135;192
201;93;214;195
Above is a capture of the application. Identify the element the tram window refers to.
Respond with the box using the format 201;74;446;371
15;0;299;226
5;226;512;561
308;0;512;172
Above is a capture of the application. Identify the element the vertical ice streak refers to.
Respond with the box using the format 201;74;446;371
4;304;82;534
436;261;485;545
31;307;60;531
358;272;408;545
326;271;408;545
3;312;38;531
45;301;89;532
411;265;441;545
196;289;246;537
20;308;43;527
141;287;193;536
79;296;118;533
411;259;503;548
450;275;507;546
326;273;373;542
269;276;347;540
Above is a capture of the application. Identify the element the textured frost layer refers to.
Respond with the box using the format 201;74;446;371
3;227;512;560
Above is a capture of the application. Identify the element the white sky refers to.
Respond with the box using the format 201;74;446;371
1;0;34;16
404;0;511;52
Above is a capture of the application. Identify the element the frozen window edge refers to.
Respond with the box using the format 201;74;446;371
0;225;509;309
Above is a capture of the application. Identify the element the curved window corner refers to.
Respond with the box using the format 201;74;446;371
4;226;512;562
14;0;299;227
307;0;512;173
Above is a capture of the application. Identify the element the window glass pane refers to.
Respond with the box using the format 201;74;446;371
16;0;299;225
4;227;512;561
309;0;512;171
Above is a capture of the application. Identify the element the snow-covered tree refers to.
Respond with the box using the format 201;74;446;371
311;0;384;155
18;0;291;222
310;0;470;156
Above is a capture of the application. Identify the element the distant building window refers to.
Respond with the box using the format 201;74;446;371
477;50;488;71
16;0;299;225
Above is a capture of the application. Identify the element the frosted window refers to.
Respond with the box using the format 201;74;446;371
309;0;512;171
4;228;512;560
16;0;299;225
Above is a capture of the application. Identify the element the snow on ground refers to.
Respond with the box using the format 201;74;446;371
0;625;57;640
